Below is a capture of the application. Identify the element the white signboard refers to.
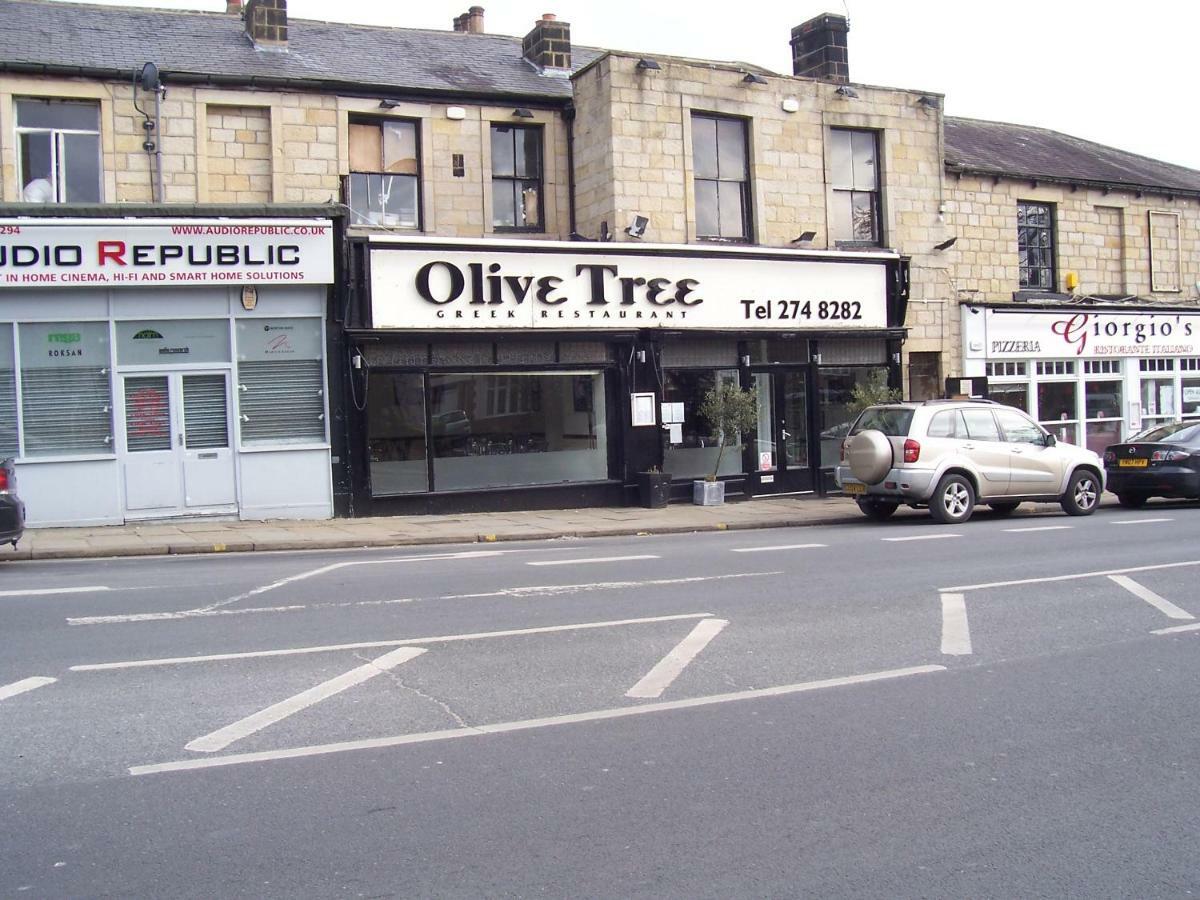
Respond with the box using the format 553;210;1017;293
0;218;334;287
974;309;1200;359
369;241;890;331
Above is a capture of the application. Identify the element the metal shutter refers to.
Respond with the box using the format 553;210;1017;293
183;375;229;449
22;366;112;455
237;359;325;444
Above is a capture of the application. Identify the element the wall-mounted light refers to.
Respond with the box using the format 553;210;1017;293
1065;271;1080;291
791;231;817;244
636;58;661;71
742;72;768;85
916;95;940;110
834;85;859;99
446;106;466;120
512;108;535;119
378;99;400;109
740;354;751;367
933;236;957;251
626;215;649;239
781;97;801;113
240;285;258;311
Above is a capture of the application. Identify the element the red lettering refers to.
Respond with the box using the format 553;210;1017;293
1051;313;1090;356
97;240;127;266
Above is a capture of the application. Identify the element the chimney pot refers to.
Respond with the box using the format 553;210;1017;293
226;0;242;14
790;12;849;84
522;13;570;71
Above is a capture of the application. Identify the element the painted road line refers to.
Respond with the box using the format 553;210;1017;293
185;646;426;753
130;664;946;776
0;586;111;598
1003;525;1073;533
527;555;659;567
943;558;1200;593
882;533;962;543
939;593;972;656
444;572;778;600
70;612;716;672
626;618;729;699
0;676;57;702
1111;518;1174;525
730;543;827;553
1107;574;1194;620
1152;622;1200;636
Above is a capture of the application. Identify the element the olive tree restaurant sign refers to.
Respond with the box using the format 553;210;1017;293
368;238;892;330
0;218;334;287
970;308;1200;359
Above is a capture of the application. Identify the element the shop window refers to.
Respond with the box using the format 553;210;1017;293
347;119;420;228
989;382;1029;413
18;321;113;456
16;98;102;203
427;371;606;491
1037;380;1077;444
907;351;941;401
817;366;889;468
830;129;880;245
0;326;17;457
692;114;750;241
368;372;429;495
115;319;231;366
987;362;1027;378
235;319;325;445
491;124;542;231
663;369;742;479
1018;200;1056;290
1084;377;1123;454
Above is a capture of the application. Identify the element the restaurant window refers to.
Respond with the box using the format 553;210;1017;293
347;119;420;228
830;128;880;245
16;98;102;203
692;114;750;241
987;361;1030;412
368;372;428;495
663;368;742;478
1036;361;1078;445
1018;200;1056;290
18;321;113;456
491;124;542;231
235;319;326;445
817;366;889;468
1084;360;1123;454
1181;359;1200;419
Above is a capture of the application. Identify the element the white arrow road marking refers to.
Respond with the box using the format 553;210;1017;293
943;558;1200;593
0;676;57;702
185;646;426;753
1107;574;1194;620
527;555;659;567
131;664;947;775
626;618;728;699
939;593;972;656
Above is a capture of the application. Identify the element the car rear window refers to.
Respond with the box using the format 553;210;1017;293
850;408;914;436
1129;421;1200;443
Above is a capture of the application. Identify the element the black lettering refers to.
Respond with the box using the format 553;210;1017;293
415;260;465;304
536;276;566;305
55;245;82;266
159;245;184;264
487;262;503;305
675;278;701;306
645;278;672;306
504;275;534;304
619;276;646;306
468;262;485;304
576;264;618;305
216;245;239;266
133;245;155;265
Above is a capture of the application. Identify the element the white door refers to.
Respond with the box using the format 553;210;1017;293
121;372;236;516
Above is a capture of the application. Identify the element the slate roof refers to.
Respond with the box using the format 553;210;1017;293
945;116;1200;196
0;0;603;100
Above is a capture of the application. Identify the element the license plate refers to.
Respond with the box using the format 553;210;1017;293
843;482;867;495
1118;459;1148;468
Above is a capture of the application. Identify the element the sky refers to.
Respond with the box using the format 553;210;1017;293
44;0;1200;171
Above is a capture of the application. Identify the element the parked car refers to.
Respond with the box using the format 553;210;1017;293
1103;420;1200;508
0;457;25;548
835;400;1105;524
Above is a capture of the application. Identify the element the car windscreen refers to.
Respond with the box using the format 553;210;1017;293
850;408;914;436
1128;421;1200;444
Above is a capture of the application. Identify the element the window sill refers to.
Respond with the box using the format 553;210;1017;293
237;442;331;453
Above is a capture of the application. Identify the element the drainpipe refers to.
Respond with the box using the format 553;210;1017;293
154;87;165;203
564;102;577;238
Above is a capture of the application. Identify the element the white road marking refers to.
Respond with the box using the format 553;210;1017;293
69;604;313;625
1152;622;1200;636
0;676;57;702
730;543;826;553
0;586;111;598
1111;518;1174;525
626;618;728;699
444;572;778;600
130;664;946;775
882;533;962;543
527;554;659;567
1003;525;1073;533
70;612;716;672
1107;574;1194;620
185;646;426;753
942;558;1200;593
939;593;972;655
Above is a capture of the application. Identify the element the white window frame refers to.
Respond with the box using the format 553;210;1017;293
14;98;102;203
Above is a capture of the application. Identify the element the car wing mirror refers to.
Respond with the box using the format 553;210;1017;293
1044;433;1057;447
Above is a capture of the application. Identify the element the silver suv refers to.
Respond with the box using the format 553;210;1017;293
834;400;1105;524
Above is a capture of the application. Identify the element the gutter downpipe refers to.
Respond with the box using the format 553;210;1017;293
154;87;165;203
564;102;577;238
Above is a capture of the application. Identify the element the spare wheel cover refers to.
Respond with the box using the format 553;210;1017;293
847;430;894;484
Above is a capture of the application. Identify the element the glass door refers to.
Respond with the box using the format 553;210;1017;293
748;368;814;494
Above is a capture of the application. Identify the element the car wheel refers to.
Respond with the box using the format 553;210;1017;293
989;501;1020;517
1061;469;1101;516
1116;492;1148;509
856;498;899;521
930;474;975;524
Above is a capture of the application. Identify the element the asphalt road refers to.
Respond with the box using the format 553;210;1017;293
3;500;1200;897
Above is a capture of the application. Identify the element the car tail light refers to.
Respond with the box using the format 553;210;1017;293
1151;449;1190;462
1103;450;1116;463
0;468;8;491
903;438;920;463
840;439;847;462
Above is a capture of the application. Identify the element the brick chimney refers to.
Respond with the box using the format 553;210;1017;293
226;0;242;15
522;13;571;71
453;6;485;33
244;0;287;51
790;13;849;83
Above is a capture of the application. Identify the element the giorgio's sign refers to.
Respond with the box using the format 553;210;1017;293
0;219;334;287
977;309;1200;359
369;241;892;331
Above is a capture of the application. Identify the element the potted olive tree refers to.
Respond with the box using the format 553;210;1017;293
693;382;758;506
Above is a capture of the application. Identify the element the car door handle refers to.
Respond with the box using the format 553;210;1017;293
1011;448;1024;454
962;443;976;450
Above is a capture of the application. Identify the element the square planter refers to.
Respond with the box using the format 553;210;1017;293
692;479;725;506
636;471;672;509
